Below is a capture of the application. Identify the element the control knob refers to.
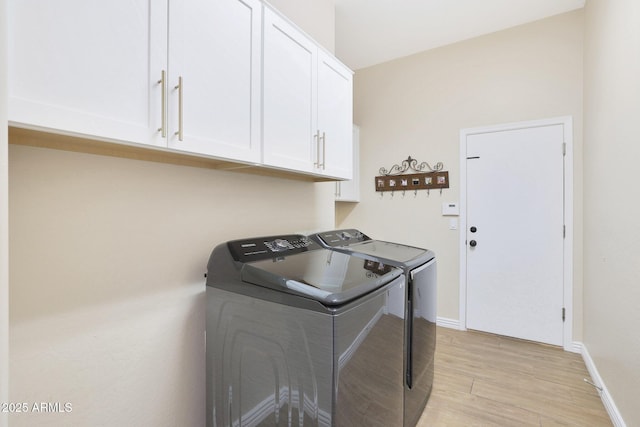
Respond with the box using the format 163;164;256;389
273;239;290;250
340;231;353;240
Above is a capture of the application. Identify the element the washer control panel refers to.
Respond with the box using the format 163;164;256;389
228;235;318;262
313;229;370;247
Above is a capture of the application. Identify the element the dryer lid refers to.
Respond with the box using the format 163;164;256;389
345;240;432;263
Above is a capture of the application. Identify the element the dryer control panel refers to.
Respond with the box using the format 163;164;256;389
228;234;319;263
313;229;370;247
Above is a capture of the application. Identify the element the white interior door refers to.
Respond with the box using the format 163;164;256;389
465;123;565;346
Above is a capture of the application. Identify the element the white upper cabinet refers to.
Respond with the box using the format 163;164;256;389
8;0;262;163
262;7;353;179
8;0;352;180
317;51;353;180
167;0;262;162
8;0;167;147
262;8;317;174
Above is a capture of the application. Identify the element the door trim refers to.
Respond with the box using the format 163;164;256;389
458;116;574;350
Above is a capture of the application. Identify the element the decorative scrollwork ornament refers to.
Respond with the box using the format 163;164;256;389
379;156;443;176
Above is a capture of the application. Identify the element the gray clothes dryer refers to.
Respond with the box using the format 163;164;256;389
311;229;437;427
206;234;406;427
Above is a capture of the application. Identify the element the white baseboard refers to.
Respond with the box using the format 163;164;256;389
436;320;584;357
436;317;461;330
567;341;582;354
580;342;627;427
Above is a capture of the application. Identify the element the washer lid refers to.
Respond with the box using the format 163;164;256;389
241;249;401;306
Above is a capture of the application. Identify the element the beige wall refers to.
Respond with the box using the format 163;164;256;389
337;11;584;335
583;0;640;425
7;0;336;425
9;146;334;426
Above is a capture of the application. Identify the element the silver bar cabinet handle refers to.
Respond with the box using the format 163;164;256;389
157;70;166;137
314;130;320;167
316;131;327;170
174;76;183;141
320;131;326;170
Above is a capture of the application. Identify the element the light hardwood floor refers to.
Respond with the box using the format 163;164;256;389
418;327;612;426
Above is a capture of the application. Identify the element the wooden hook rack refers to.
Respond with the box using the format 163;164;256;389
375;156;449;193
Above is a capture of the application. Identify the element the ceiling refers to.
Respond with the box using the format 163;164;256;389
334;0;586;70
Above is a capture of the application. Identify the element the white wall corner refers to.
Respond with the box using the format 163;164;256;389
581;342;627;427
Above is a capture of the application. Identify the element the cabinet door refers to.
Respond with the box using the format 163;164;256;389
336;126;360;202
317;50;353;179
262;8;317;173
168;0;261;162
8;0;167;147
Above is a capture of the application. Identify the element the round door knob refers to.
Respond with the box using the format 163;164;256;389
469;240;477;247
470;226;477;233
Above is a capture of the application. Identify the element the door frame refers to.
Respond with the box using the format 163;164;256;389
458;116;574;351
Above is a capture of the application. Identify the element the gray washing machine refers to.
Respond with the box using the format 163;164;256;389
310;230;436;427
206;234;406;426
